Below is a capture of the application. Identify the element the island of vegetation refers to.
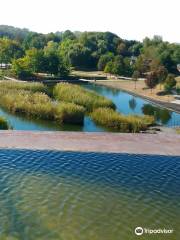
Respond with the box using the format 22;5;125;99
0;25;179;131
0;81;154;132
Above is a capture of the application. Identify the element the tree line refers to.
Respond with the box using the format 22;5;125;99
0;25;179;90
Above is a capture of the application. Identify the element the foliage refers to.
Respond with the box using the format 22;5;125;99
0;81;48;93
97;52;114;71
1;25;180;78
90;108;155;132
0;38;23;63
145;71;159;89
0;116;9;129
132;70;140;89
53;83;115;111
0;83;85;124
11;57;33;79
164;74;176;92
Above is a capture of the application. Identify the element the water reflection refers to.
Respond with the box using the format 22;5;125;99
142;104;172;124
83;84;180;127
129;98;137;112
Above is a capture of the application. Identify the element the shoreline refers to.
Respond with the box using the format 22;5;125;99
95;81;180;114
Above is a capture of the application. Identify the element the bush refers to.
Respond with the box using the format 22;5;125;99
0;116;10;130
0;89;85;125
164;74;176;93
90;108;155;132
53;83;115;111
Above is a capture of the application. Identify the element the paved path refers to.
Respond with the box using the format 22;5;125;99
0;131;179;155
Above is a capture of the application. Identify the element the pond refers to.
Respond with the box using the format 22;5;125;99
0;149;179;239
0;83;180;131
84;83;180;127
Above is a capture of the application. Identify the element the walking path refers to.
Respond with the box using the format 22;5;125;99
0;131;179;155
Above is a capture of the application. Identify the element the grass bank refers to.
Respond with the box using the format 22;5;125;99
0;81;48;93
90;108;155;133
53;83;115;111
0;87;85;125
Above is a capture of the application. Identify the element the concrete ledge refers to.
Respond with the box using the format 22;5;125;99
0;131;179;155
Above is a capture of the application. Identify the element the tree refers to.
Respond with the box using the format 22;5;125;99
112;56;124;76
104;61;114;75
164;74;176;93
97;52;114;71
145;71;159;92
156;66;168;89
12;57;33;79
25;48;45;73
132;70;140;89
0;38;23;64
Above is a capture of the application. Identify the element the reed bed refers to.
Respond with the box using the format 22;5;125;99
0;81;48;93
90;108;155;132
0;89;85;124
53;83;116;111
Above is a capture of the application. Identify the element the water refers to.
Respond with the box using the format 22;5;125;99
0;83;180;131
0;149;179;239
84;83;180;127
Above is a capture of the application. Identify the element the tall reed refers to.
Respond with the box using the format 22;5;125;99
53;83;115;111
90;108;155;132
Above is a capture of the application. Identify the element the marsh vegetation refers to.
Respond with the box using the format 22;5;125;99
0;81;157;132
90;108;155;132
53;83;115;111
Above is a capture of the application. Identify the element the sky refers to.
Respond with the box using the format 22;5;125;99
0;0;179;43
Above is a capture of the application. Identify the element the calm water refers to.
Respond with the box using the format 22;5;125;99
0;83;180;131
0;149;179;239
84;83;180;127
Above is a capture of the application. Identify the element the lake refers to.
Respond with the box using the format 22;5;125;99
0;149;179;239
0;83;180;131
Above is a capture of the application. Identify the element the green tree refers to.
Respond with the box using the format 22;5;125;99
145;71;159;92
12;57;33;79
164;74;176;92
132;70;140;89
97;52;114;71
25;48;45;73
0;38;23;63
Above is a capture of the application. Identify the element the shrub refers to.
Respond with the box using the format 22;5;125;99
164;74;176;93
0;116;10;130
53;83;115;111
90;108;155;133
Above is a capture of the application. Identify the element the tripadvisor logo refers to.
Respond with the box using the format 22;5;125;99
135;226;173;236
135;227;143;236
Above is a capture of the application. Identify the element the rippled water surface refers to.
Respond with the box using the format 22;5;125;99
0;149;179;239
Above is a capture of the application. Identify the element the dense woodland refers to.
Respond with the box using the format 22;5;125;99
0;25;180;90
